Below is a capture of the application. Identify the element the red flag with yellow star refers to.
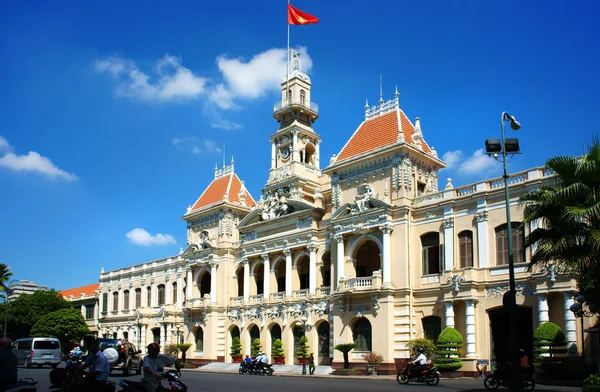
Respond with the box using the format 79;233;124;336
288;4;319;25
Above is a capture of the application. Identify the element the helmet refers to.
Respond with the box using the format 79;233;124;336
147;343;160;351
417;348;424;354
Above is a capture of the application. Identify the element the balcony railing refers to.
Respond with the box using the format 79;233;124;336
273;99;319;115
250;295;263;303
270;292;286;301
187;297;209;308
317;287;331;296
293;289;309;298
230;296;243;306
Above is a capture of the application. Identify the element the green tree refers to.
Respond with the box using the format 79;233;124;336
8;289;72;338
30;308;89;342
520;136;600;303
406;338;437;358
271;338;285;358
334;342;356;369
251;338;262;357
295;335;309;359
230;336;242;357
533;321;567;371
433;327;463;372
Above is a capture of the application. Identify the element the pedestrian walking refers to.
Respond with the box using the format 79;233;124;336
308;353;316;375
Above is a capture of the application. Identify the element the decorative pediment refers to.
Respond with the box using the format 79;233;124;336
330;198;389;222
237;199;316;228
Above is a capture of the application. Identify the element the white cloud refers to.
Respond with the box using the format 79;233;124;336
171;135;221;155
203;140;222;153
442;148;499;175
210;117;243;131
95;55;207;102
126;228;176;246
211;47;313;109
0;136;13;154
0;145;78;181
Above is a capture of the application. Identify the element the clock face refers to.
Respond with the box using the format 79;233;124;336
282;147;290;159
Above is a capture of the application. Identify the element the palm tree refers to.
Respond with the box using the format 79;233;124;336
0;264;12;291
334;343;357;369
520;136;600;300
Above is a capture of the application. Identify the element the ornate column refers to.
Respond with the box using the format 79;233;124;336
284;250;292;297
129;286;134;310
118;287;123;314
538;294;549;326
308;245;317;295
475;210;489;268
315;143;320;169
243;258;250;302
177;273;183;308
465;300;476;357
166;323;172;346
381;224;392;285
271;142;276;169
140;324;146;349
210;262;218;304
160;323;165;351
443;217;454;271
292;129;298;162
186;268;193;303
335;234;345;288
563;292;578;355
530;219;541;257
444;301;455;328
165;277;172;305
136;324;141;349
151;281;158;307
108;290;113;313
262;254;270;299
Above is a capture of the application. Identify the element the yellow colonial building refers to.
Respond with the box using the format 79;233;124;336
95;55;580;374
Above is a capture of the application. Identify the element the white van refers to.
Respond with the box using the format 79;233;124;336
14;337;62;368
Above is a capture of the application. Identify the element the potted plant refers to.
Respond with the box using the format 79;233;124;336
272;338;285;365
433;327;464;372
251;338;262;358
230;336;242;363
533;321;567;372
296;336;309;365
362;352;384;375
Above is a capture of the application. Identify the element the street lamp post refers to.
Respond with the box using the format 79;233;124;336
485;112;522;392
295;316;312;375
1;282;14;338
569;295;597;361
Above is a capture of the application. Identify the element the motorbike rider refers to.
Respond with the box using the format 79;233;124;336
410;348;428;378
243;354;252;372
256;352;268;372
141;343;177;392
0;337;18;392
71;339;110;392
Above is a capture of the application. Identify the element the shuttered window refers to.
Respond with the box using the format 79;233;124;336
458;231;474;268
421;232;441;275
495;223;525;265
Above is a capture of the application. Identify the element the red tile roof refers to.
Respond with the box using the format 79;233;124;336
190;173;256;211
336;109;431;162
60;283;99;298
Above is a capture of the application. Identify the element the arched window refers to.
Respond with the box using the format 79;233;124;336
157;284;165;306
421;232;441;275
495;222;525;265
172;282;177;305
300;89;306;105
422;316;442;342
200;273;211;297
353;318;372;351
112;292;118;311
135;288;141;308
123;290;130;310
146;286;152;307
102;293;108;313
195;328;204;353
458;231;474;268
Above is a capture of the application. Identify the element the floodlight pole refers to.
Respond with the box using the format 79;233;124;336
500;111;523;392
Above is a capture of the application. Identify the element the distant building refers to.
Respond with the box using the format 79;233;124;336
8;280;48;300
60;283;100;335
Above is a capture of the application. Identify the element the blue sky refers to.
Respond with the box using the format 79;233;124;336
1;1;599;291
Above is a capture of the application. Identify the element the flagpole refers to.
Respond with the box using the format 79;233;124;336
286;0;290;105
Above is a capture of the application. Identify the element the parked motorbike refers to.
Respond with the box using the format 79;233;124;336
483;365;535;391
118;369;187;392
49;352;85;388
6;378;38;392
239;361;274;376
396;363;440;386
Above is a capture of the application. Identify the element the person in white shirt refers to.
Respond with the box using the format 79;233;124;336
256;352;268;372
71;339;110;392
410;348;428;378
141;343;177;392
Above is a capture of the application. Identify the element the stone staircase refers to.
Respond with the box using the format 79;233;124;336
191;362;333;376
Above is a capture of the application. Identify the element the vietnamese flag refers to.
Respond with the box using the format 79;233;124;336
288;4;319;25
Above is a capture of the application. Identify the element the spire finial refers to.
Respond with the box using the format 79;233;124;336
222;145;225;168
379;74;383;104
395;85;399;97
365;98;369;109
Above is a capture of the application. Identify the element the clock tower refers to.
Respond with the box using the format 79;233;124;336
267;50;322;206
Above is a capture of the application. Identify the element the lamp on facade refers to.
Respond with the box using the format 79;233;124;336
295;316;312;375
486;111;522;392
569;295;598;360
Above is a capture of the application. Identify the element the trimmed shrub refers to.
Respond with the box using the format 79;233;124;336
296;335;309;359
533;321;567;372
406;338;437;358
433;327;463;372
583;374;600;392
230;336;242;357
251;338;262;357
272;338;285;358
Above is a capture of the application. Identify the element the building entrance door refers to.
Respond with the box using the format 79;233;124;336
317;322;330;365
488;306;533;371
